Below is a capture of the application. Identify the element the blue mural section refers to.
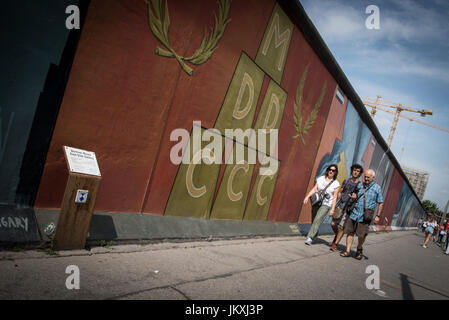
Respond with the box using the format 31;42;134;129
392;182;423;228
317;101;373;224
316;101;372;180
369;140;395;203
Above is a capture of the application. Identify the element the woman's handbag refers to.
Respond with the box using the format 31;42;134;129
309;180;333;206
309;192;322;206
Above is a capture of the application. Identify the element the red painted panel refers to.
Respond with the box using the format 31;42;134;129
380;167;404;226
361;136;376;172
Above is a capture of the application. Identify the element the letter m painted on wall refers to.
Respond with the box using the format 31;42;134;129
255;3;293;85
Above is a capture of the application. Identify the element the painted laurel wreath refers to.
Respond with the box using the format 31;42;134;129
293;65;327;145
146;0;231;76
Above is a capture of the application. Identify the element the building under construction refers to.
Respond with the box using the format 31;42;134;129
402;167;430;200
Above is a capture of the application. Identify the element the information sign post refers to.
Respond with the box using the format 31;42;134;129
52;146;102;250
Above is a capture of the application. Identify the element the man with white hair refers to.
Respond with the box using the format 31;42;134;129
340;169;383;260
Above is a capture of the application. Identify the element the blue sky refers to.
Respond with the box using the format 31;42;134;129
300;0;449;211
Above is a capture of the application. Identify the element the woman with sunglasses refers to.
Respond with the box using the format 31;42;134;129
303;164;340;245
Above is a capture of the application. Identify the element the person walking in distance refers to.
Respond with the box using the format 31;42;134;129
437;222;446;246
432;222;438;242
444;220;449;251
445;220;449;254
303;165;340;245
423;215;438;248
329;164;363;251
340;169;383;260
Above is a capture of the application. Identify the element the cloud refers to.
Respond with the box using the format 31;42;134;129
349;76;425;107
301;0;449;45
300;0;449;83
336;44;449;84
304;3;364;40
380;1;449;44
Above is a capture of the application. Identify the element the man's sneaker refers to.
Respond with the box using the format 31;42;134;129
305;238;313;245
423;245;427;248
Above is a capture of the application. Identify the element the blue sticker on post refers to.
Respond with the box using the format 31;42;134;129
75;189;89;203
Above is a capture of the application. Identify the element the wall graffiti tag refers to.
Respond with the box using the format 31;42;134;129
0;206;40;242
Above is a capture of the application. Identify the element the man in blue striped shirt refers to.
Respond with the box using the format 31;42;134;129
340;169;383;260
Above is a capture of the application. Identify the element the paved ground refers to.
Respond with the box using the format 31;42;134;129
0;230;448;301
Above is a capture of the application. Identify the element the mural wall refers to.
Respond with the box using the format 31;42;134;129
31;0;423;231
0;0;79;206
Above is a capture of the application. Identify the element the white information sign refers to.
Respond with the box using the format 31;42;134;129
64;146;101;176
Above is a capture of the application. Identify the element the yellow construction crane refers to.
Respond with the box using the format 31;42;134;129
362;95;434;147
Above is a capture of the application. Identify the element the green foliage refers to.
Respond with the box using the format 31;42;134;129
422;199;440;214
99;240;115;248
293;65;326;145
44;248;59;256
422;200;445;222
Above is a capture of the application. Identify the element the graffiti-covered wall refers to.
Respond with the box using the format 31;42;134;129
24;0;423;233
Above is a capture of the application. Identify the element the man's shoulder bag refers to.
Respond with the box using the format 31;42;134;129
333;200;344;219
332;180;348;219
362;184;376;224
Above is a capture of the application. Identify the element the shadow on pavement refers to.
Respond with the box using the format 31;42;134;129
400;273;449;300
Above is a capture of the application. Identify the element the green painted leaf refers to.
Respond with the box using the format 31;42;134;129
163;0;170;38
294;65;308;134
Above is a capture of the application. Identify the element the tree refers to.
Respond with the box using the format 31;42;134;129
422;200;444;222
422;200;439;214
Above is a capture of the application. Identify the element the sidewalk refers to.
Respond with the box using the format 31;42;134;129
0;230;448;300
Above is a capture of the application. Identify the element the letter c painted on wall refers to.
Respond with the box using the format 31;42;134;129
227;161;249;202
186;149;215;198
256;174;274;206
